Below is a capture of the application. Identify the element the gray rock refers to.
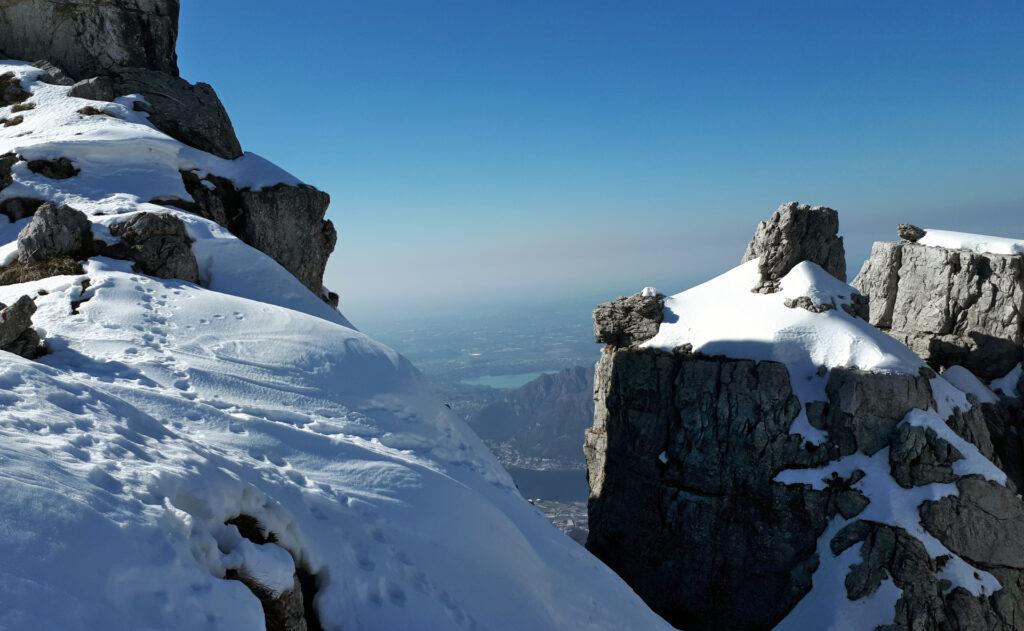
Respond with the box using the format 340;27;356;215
0;295;36;348
742;202;846;292
33;60;74;86
585;350;835;630
109;213;199;283
889;423;961;488
0;152;15;189
593;293;664;347
828;520;1012;631
920;476;1024;569
0;0;179;80
69;76;116;102
0;71;29;107
853;241;1024;378
0;198;44;222
235;185;336;293
109;68;242;160
3;327;42;358
822;368;933;457
27;158;80;180
783;295;835;313
16;204;92;263
898;223;927;243
171;172;337;297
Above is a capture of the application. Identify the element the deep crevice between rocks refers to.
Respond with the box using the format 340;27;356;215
224;514;324;631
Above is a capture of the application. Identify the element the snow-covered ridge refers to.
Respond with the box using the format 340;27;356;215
646;259;922;375
1;61;669;629
918;228;1024;256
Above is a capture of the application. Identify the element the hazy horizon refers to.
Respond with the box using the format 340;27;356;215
177;2;1023;326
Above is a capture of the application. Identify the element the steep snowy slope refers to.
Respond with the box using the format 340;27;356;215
0;62;667;630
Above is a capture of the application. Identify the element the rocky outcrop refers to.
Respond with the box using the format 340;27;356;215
742;201;846;292
69;76;116;102
0;295;43;358
109;212;199;283
0;70;29;106
109;68;242;160
234;185;335;292
16;203;92;263
853;230;1024;379
586;210;1024;630
171;172;337;295
0;0;180;80
583;339;956;629
27;157;79;180
593;291;664;347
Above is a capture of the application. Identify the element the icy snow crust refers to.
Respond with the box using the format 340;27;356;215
0;63;667;629
647;259;1010;629
918;228;1024;256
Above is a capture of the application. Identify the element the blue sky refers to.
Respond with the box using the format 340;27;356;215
178;1;1023;324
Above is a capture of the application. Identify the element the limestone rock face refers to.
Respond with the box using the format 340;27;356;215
586;349;835;630
109;68;242;160
235;185;336;293
109;212;199;283
16;203;92;263
587;211;1024;630
171;173;337;297
853;239;1024;379
0;0;180;80
583;342;963;630
742;201;846;292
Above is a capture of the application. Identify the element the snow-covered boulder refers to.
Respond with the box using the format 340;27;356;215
854;227;1024;379
586;212;1024;630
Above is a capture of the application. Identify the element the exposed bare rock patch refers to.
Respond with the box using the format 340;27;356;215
224;514;323;631
0;71;30;107
0;0;181;79
27;157;79;180
593;291;664;347
109;213;199;283
16;203;92;263
742;201;846;292
0;295;44;358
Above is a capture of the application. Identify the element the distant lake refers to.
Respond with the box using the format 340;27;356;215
508;467;589;502
461;371;551;389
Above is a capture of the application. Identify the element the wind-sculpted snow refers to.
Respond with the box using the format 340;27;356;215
0;61;668;629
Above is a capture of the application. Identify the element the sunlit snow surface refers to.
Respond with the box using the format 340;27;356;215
919;228;1024;256
0;62;668;630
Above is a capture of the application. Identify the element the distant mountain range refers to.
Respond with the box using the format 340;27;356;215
466;365;595;470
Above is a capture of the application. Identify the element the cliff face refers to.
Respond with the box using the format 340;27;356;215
854;228;1024;379
586;205;1024;630
0;0;179;78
